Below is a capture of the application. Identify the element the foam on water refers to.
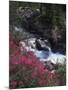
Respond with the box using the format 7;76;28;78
31;46;66;64
34;50;49;59
20;39;66;64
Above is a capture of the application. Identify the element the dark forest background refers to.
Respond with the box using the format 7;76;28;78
9;1;66;54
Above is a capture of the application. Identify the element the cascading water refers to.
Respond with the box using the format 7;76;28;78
40;45;66;65
31;44;66;64
15;24;66;64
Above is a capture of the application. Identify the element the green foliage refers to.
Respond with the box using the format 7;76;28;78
56;64;66;85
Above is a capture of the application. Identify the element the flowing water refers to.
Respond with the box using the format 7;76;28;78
15;26;65;63
31;45;66;64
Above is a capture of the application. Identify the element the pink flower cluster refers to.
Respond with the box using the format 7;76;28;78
9;33;59;89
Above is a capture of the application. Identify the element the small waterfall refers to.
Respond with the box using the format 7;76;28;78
20;37;66;64
46;46;66;65
34;44;66;65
